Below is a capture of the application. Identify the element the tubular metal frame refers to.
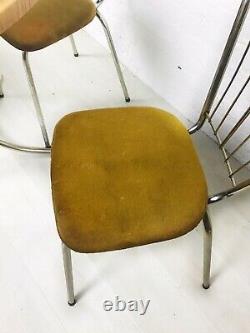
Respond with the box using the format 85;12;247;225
62;243;76;306
69;35;79;57
0;0;248;305
22;51;51;148
96;10;130;102
189;0;250;203
188;0;250;135
69;5;130;102
62;211;213;306
0;0;129;153
0;68;50;152
61;0;250;305
202;212;212;289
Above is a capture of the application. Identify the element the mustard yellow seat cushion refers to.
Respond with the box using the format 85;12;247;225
1;0;96;52
51;107;208;253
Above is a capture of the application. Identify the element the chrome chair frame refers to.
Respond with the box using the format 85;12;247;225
61;0;250;305
61;211;212;307
0;0;129;152
0;0;248;305
189;0;250;202
69;2;130;103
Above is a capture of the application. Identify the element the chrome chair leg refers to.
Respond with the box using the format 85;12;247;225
202;211;212;289
62;243;76;306
96;10;130;103
0;140;51;153
22;51;51;148
0;74;4;98
69;35;79;57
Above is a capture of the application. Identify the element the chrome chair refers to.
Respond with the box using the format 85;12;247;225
49;0;249;306
0;0;130;150
1;0;249;307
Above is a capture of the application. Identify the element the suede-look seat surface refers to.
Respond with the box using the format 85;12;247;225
1;0;96;51
51;107;208;253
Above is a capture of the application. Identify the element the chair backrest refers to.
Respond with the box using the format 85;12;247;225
190;0;250;186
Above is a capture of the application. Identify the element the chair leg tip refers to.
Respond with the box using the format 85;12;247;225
202;283;210;290
74;53;79;57
0;94;4;98
125;97;131;103
68;299;76;306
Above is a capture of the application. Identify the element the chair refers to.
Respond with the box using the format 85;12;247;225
0;0;130;149
50;0;250;305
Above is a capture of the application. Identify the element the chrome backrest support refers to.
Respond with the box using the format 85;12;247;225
189;0;250;191
189;0;250;134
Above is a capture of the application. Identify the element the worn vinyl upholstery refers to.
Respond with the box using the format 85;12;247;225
51;107;208;253
1;0;96;51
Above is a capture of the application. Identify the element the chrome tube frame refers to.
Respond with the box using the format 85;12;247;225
219;106;250;149
62;243;76;306
60;212;213;305
69;2;130;101
202;211;212;289
208;117;236;187
0;59;50;153
59;1;249;302
96;10;130;102
188;0;250;134
189;0;250;203
0;140;50;153
68;0;104;57
22;51;51;148
69;35;79;57
1;1;129;153
208;179;250;205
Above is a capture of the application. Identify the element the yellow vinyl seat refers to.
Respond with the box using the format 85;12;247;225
1;0;96;52
51;107;208;253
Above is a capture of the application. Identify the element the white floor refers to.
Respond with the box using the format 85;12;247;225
0;30;250;333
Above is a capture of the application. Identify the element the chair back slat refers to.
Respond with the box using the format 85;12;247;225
230;159;250;178
219;107;250;148
225;134;250;161
210;41;250;120
201;1;250;185
214;74;250;133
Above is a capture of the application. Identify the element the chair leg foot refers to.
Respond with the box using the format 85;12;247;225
202;283;210;289
96;10;130;102
0;94;4;98
68;300;77;306
202;211;212;290
69;35;79;58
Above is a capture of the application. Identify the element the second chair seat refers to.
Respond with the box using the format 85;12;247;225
51;107;208;253
1;0;96;51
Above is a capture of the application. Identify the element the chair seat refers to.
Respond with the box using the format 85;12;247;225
51;107;208;253
1;0;96;51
